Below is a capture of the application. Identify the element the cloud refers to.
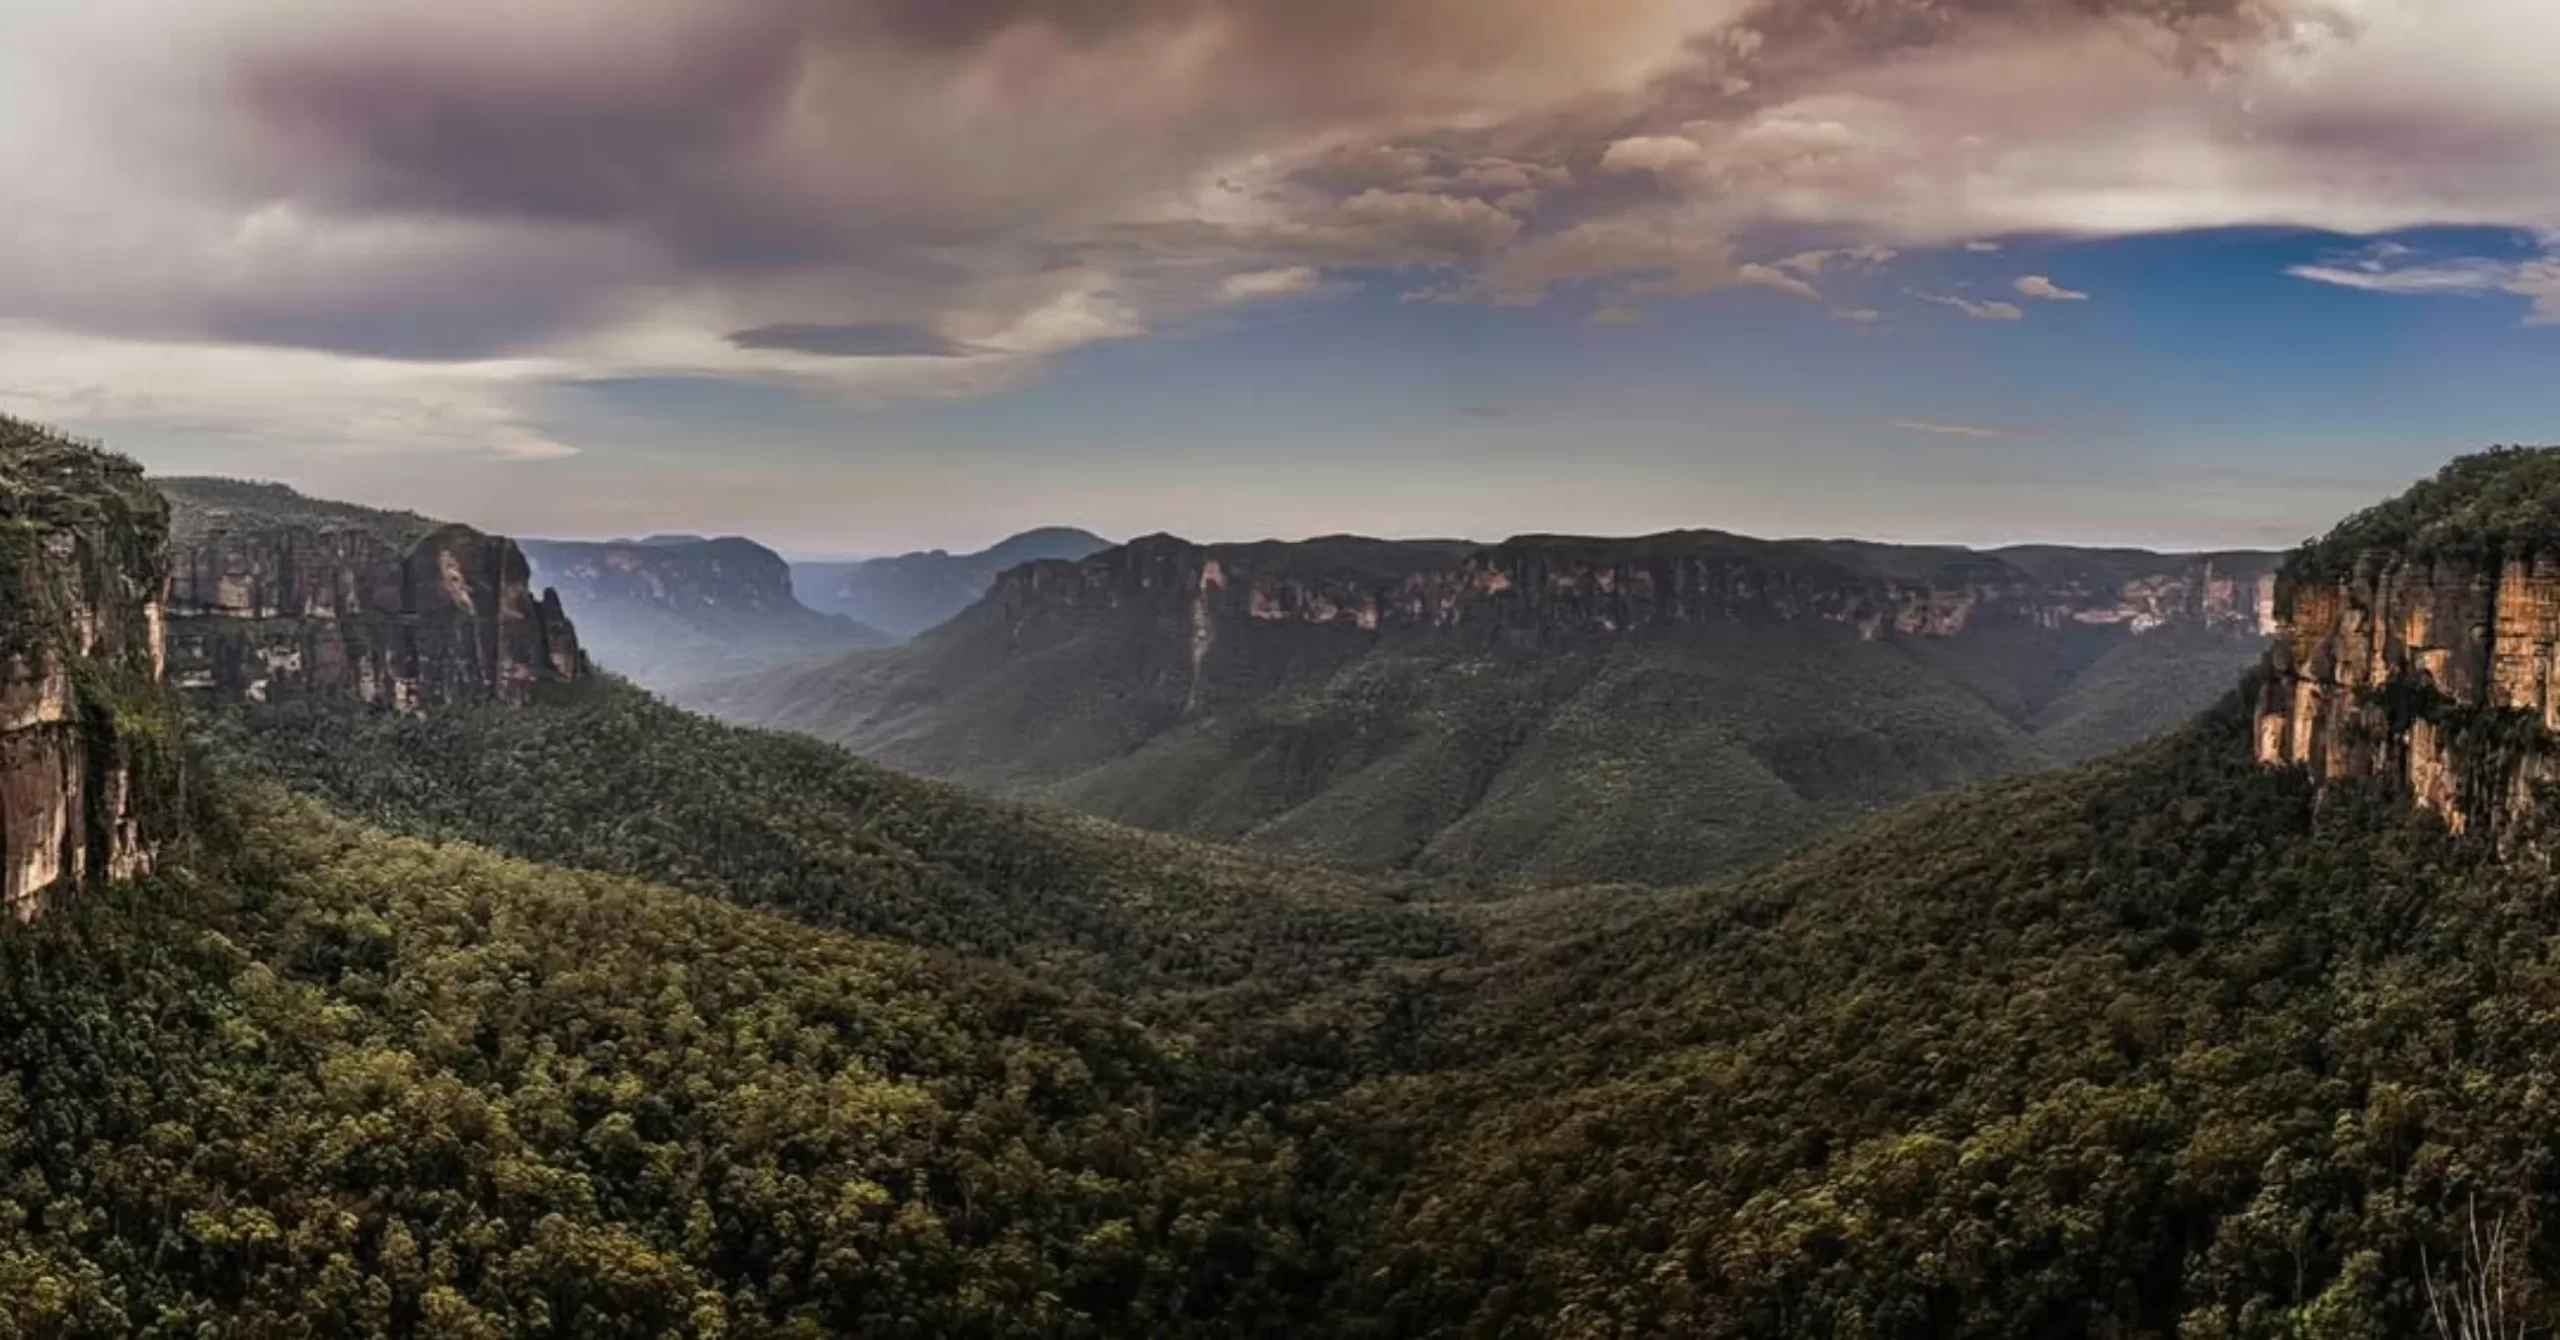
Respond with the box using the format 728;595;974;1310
1778;247;1897;275
1219;267;1328;301
1889;418;2018;438
18;0;2560;453
0;323;580;460
1911;290;2027;321
1738;263;1824;302
1964;241;2004;253
1598;135;1707;176
727;323;976;357
2286;240;2560;322
2013;275;2090;301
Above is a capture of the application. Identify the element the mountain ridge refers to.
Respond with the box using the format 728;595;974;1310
690;527;2280;885
794;525;1111;637
522;534;889;693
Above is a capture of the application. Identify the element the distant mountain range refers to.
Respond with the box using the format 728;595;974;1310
794;526;1111;638
522;536;891;693
684;528;2281;886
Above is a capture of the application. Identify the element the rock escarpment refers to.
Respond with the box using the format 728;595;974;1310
2253;449;2560;835
158;480;586;710
985;532;2278;716
524;535;810;616
0;419;180;918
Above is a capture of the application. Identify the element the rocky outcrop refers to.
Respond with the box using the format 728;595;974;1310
524;536;808;617
164;522;587;710
0;420;179;919
2254;549;2560;835
999;533;2275;643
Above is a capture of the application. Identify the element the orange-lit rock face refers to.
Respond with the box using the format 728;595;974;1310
2255;551;2560;835
163;524;587;711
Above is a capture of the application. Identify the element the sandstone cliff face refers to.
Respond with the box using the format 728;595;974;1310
164;522;587;710
2253;550;2560;834
981;532;2278;721
0;423;178;919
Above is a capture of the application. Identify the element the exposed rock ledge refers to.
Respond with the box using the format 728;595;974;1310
163;522;587;710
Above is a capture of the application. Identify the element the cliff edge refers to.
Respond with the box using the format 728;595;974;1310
0;418;179;917
157;478;587;710
2255;447;2560;835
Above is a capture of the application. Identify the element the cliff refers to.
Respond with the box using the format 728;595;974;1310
158;479;586;710
0;418;179;918
522;536;888;693
979;531;2278;716
685;527;2280;886
2253;448;2560;835
525;535;811;615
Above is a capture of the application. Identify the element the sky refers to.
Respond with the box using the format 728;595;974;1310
2;0;2558;557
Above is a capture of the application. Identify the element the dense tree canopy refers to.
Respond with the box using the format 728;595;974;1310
0;786;1332;1337
196;677;2560;1336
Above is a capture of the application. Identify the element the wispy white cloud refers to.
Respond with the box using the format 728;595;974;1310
2286;240;2560;323
1910;291;2025;322
1738;263;1823;302
1219;267;1328;302
2013;275;2089;301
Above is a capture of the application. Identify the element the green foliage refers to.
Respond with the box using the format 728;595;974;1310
0;786;1327;1337
1327;694;2560;1336
0;416;167;665
2284;446;2560;591
724;621;2262;889
2351;667;2560;826
33;668;2560;1335
154;476;444;549
204;681;1471;1022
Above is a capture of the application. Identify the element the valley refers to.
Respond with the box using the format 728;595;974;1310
11;412;2560;1335
8;4;2554;1333
689;530;2281;885
520;534;889;694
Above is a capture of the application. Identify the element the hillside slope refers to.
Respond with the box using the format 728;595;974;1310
794;526;1110;637
211;681;1470;1027
523;536;888;693
1313;449;2560;1335
0;784;1337;1337
693;531;2277;885
210;446;2560;1336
